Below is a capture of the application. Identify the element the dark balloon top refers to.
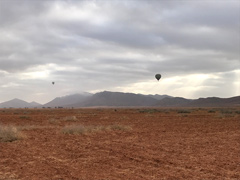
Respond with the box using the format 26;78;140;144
155;74;161;81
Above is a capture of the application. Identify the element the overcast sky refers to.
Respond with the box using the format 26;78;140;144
0;0;239;104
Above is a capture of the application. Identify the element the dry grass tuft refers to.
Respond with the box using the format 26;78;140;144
17;125;49;131
0;125;24;142
109;124;132;131
48;116;78;124
62;116;78;121
48;118;60;124
62;125;90;135
62;124;132;135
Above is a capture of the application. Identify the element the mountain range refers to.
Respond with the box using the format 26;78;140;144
0;91;239;108
0;98;42;108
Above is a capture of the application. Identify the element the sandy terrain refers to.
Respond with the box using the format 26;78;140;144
0;107;239;180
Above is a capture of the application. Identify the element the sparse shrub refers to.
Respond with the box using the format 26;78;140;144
217;114;224;119
119;116;130;120
220;110;233;114
17;125;45;131
177;110;191;114
62;125;87;135
23;111;31;114
62;116;78;121
19;116;30;119
139;109;159;113
48;118;59;124
217;109;236;118
0;125;24;142
235;110;240;114
62;124;132;135
109;124;132;131
49;116;78;124
208;109;216;113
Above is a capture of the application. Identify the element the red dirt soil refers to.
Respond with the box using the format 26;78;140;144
0;107;239;180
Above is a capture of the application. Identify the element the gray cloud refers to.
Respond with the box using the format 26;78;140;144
0;0;239;103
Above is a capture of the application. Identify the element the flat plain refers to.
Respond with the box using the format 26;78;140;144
0;107;239;180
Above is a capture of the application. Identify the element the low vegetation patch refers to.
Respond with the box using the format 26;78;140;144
19;115;30;119
177;109;191;114
17;125;48;131
208;109;216;113
49;116;78;124
216;108;239;118
62;116;78;121
235;110;240;114
62;125;93;135
0;125;24;142
139;109;160;113
62;124;132;135
219;109;234;114
109;124;132;131
48;118;60;124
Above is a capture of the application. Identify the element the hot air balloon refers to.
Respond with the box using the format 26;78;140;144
52;82;55;85
155;74;161;81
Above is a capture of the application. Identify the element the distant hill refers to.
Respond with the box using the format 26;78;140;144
0;91;239;108
29;101;42;107
188;96;240;107
69;91;159;107
154;97;192;107
155;96;240;107
43;93;92;107
0;98;42;108
64;92;240;107
148;94;172;100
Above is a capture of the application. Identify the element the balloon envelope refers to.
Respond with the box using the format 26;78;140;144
52;82;55;85
155;74;161;81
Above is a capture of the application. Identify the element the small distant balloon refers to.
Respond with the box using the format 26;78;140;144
155;74;161;81
52;82;55;85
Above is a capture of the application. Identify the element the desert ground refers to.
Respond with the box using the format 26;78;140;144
0;107;239;180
